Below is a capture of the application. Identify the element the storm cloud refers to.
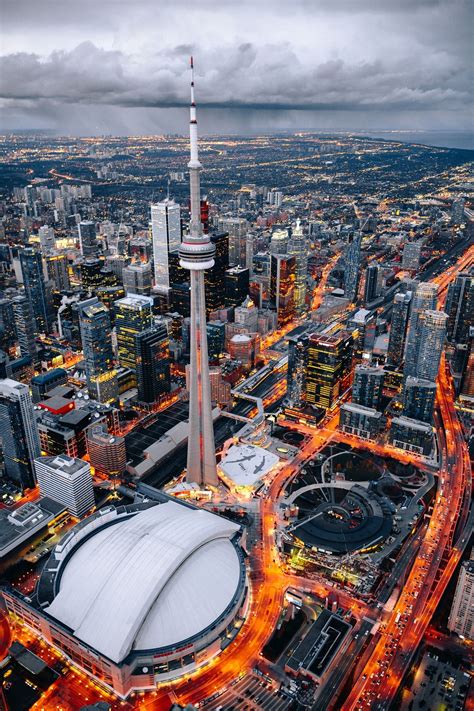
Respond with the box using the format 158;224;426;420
0;0;472;134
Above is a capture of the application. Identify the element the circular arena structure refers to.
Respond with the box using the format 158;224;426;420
4;499;248;698
283;483;393;556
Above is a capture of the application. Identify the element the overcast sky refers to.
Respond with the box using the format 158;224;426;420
0;0;472;135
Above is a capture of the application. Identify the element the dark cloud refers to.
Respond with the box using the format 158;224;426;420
0;0;472;133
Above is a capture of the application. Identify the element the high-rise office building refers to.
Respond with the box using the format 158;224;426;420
78;297;118;404
122;261;152;296
352;364;384;410
402;241;422;270
178;58;218;487
304;331;353;410
410;310;448;381
225;266;250;307
206;232;229;314
34;455;94;518
79;221;99;258
448;559;474;640
287;219;308;315
404;283;438;377
270;228;289;255
80;258;104;292
451;197;465;225
364;264;382;304
270;254;296;326
206;321;226;361
218;217;248;267
39;225;56;254
403;376;436;423
12;295;37;360
45;254;70;293
135;324;171;403
445;271;474;345
87;424;126;477
344;231;362;301
114;294;153;370
460;327;474;399
0;378;41;490
151;198;181;292
0;299;16;355
19;247;51;334
387;291;412;367
287;334;308;406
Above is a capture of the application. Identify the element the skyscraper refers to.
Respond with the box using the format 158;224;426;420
451;197;465;225
404;282;438;377
287;334;308;406
45;254;70;293
206;232;229;314
178;58;218;487
270;228;289;255
19;247;51;334
287;218;308;315
114;294;154;370
79;221;99;258
270;254;296;326
34;455;94;518
344;231;362;301
364;264;382;304
78;297;118;404
135;324;171;403
448;559;474;640
411;310;448;381
403;376;436;423
304;331;353;410
402;241;422;270
445;271;474;345
151;198;181;293
0;378;40;490
352;364;384;410
12;295;37;360
122;261;152;296
225;266;250;307
387;291;412;367
218;217;248;267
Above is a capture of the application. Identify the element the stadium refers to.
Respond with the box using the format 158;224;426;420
3;497;248;698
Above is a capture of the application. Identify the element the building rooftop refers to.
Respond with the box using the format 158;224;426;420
35;456;89;479
44;501;242;663
0;497;66;558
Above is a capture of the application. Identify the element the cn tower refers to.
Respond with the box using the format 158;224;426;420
180;58;218;487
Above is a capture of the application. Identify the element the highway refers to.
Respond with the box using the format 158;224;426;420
340;257;473;710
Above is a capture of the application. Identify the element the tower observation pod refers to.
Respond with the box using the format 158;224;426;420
179;58;219;487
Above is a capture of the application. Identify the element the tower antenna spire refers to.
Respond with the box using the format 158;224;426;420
179;57;218;488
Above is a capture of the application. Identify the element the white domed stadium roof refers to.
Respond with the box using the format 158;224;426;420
45;501;242;663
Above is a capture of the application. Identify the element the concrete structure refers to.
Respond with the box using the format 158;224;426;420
114;294;153;370
402;241;422;270
0;497;67;558
151;199;181;293
412;310;448;381
352;364;384;410
0;378;40;490
3;499;248;697
344;231;362;301
34;455;94;518
178;59;218;487
403;377;436;423
340;402;382;440
287;219;308;315
448;559;474;640
78;221;99;258
122;262;152;296
389;416;433;456
78;297;118;404
220;443;279;490
387;291;412;367
87;424;126;477
404;283;438;378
